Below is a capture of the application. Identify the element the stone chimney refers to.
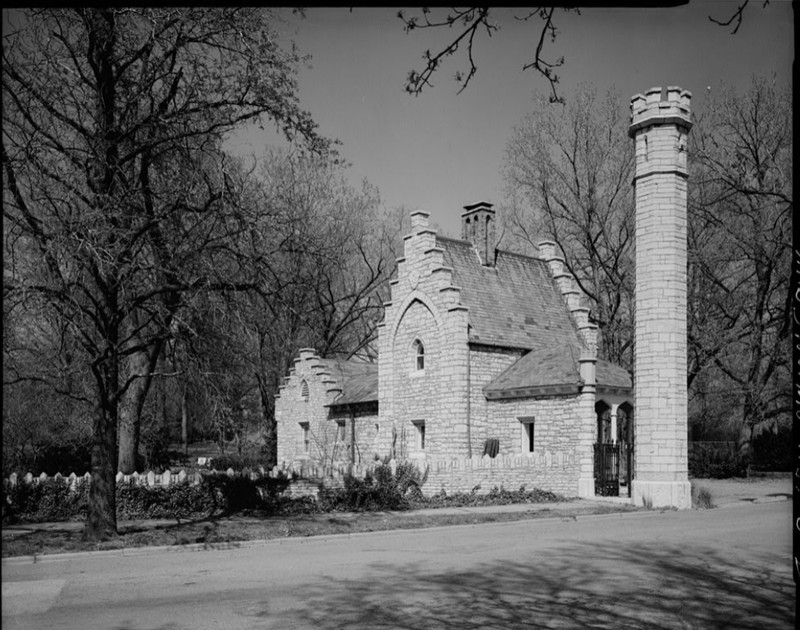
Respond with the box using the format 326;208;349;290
461;201;496;266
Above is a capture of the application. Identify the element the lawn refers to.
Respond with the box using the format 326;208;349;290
2;501;638;559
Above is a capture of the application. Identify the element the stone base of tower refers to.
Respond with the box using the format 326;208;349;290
631;479;691;509
577;476;596;499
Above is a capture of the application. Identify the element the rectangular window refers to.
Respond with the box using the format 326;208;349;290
300;422;310;453
336;420;346;442
519;416;535;453
412;420;426;451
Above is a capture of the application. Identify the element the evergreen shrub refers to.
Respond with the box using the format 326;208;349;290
688;443;748;478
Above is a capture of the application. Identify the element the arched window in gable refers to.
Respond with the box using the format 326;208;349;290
300;379;309;402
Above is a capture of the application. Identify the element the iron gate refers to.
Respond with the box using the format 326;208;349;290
594;442;634;497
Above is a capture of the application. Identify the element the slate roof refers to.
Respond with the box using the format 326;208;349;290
321;358;379;407
596;359;634;392
437;236;582;350
484;344;632;399
433;236;631;398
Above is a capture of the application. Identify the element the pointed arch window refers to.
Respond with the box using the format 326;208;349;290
300;379;309;402
413;339;425;371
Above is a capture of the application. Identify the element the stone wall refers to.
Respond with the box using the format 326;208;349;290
423;453;580;497
275;350;335;466
391;299;443;458
378;210;471;460
274;455;582;498
468;344;524;450
485;395;584;459
329;405;382;465
275;349;379;469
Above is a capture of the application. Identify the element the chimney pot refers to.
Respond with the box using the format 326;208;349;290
461;201;496;266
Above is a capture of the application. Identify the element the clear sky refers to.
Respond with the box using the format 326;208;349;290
228;2;794;238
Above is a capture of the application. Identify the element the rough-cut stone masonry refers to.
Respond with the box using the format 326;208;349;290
468;344;525;449
275;350;379;468
379;210;471;461
277;193;637;500
423;453;580;497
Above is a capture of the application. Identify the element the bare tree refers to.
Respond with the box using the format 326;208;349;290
502;85;635;367
688;76;792;446
232;149;395;465
165;149;396;467
2;8;330;540
399;4;769;99
398;7;577;102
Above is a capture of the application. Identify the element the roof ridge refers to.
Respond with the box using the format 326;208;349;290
495;248;545;264
436;235;471;245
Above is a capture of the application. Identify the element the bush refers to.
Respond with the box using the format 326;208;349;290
692;484;716;509
3;477;90;523
750;426;792;472
319;463;409;512
116;481;217;520
688;443;748;478
412;485;563;509
200;471;293;515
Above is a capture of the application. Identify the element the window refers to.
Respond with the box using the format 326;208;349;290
299;422;310;452
300;380;309;402
412;420;426;451
519;417;535;453
336;420;346;442
412;339;425;372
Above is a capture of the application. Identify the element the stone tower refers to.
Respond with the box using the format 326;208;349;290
461;201;495;266
628;86;692;509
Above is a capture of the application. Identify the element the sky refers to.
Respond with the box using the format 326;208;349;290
228;2;794;238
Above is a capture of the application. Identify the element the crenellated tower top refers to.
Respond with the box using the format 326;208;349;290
629;86;692;181
629;86;692;137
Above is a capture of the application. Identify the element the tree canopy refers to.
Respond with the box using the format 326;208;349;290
2;7;334;539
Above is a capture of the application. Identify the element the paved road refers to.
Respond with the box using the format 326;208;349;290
2;502;793;629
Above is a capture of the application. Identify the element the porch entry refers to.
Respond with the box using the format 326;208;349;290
594;442;634;497
594;401;634;498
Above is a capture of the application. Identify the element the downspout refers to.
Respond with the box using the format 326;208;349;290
349;405;356;467
466;343;472;458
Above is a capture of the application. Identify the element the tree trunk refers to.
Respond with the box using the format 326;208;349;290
257;373;277;468
181;385;189;457
85;402;118;540
118;337;164;473
118;349;154;473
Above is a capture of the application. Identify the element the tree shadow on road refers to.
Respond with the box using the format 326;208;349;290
273;540;793;629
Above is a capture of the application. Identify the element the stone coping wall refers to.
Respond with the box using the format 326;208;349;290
422;453;580;497
277;454;581;498
5;452;580;501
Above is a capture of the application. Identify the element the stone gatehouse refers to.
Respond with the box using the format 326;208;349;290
275;201;633;498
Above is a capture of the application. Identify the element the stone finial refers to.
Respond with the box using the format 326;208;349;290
410;210;430;231
298;348;318;361
537;241;554;260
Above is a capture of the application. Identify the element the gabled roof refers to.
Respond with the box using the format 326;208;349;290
437;236;582;350
484;344;632;400
321;358;378;407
